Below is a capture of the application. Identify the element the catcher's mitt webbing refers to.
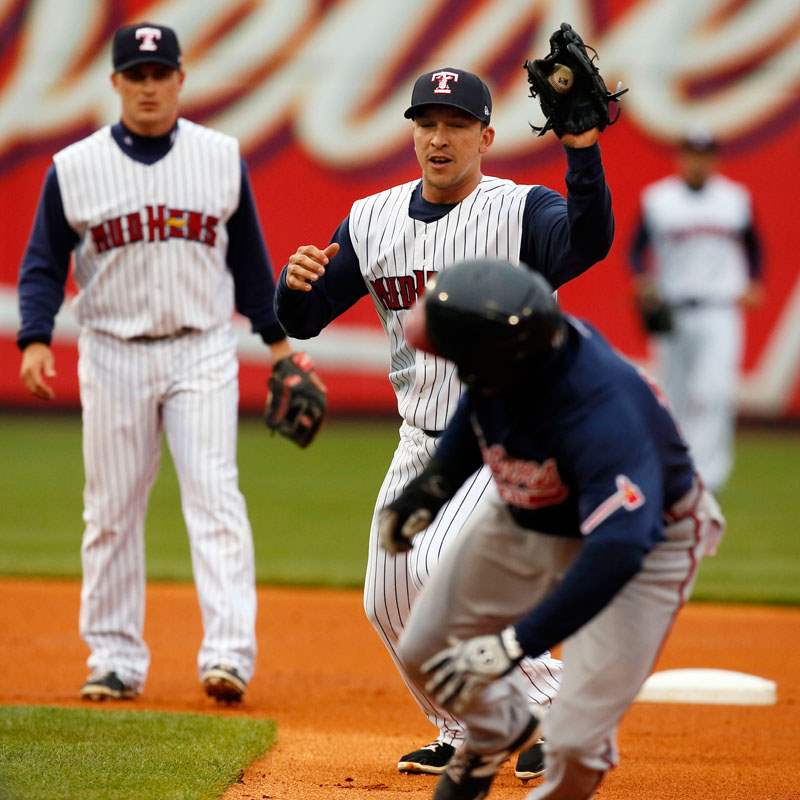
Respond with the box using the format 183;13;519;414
524;22;628;137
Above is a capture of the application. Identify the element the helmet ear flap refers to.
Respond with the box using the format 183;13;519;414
405;296;438;355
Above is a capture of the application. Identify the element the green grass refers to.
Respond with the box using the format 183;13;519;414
1;414;798;602
0;415;395;586
0;705;274;800
693;430;800;603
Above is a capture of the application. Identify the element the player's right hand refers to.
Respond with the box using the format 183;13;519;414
422;627;525;713
20;342;56;400
285;243;340;291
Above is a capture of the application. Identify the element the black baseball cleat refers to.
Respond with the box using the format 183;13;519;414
80;671;137;701
398;740;455;774
201;664;247;703
434;714;540;800
515;738;546;781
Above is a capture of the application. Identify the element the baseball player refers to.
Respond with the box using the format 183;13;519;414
16;22;324;704
379;258;725;800
629;130;764;492
275;66;615;777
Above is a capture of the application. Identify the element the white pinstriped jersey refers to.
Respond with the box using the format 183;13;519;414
53;118;241;338
349;176;532;431
641;175;753;304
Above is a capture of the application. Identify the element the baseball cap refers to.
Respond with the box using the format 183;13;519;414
112;23;181;72
679;127;718;153
404;68;492;124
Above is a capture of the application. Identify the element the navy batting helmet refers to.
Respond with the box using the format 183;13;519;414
407;258;565;392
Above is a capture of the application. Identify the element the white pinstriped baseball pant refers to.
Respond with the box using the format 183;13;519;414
77;324;256;691
364;422;562;744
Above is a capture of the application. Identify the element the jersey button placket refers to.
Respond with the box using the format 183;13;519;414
147;170;163;332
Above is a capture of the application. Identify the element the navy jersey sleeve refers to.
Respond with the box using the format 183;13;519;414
433;393;483;486
742;219;763;281
274;216;368;339
628;210;651;275
226;160;285;344
519;144;614;289
17;166;78;350
512;403;663;659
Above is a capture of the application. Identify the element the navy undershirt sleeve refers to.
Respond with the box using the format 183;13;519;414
512;537;645;658
628;211;651;275
17;166;78;350
512;393;666;658
519;144;613;288
226;160;286;345
274;216;368;339
742;220;763;281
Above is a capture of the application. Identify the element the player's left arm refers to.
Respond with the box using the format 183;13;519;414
423;430;663;712
741;202;765;308
225;159;288;347
508;473;659;660
519;143;614;289
227;160;327;445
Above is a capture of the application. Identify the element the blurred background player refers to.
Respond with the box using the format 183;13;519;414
15;22;321;704
629;130;764;492
275;65;615;778
380;258;724;800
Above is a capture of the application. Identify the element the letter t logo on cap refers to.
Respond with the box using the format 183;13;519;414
432;71;459;94
136;27;162;52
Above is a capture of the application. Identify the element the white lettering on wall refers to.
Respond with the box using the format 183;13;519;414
0;0;798;163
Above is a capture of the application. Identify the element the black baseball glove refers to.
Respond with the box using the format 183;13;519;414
378;458;458;554
636;296;674;335
524;22;628;137
264;352;327;448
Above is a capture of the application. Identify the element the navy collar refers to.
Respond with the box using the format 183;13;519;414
409;182;458;223
111;120;178;165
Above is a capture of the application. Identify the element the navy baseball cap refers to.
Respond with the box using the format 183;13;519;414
404;68;492;123
112;23;181;72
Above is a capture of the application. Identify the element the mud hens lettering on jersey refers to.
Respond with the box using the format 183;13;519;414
370;269;437;311
90;206;219;253
482;444;569;509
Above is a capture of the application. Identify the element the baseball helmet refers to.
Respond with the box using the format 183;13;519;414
407;258;565;392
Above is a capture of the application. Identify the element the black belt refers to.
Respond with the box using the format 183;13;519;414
422;429;443;438
129;327;197;343
671;299;734;310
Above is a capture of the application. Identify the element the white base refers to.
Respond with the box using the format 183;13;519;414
636;668;776;706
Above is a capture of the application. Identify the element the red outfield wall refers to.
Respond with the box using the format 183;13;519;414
1;0;798;415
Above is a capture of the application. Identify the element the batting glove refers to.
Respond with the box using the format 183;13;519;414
421;627;524;714
378;507;434;554
378;460;455;554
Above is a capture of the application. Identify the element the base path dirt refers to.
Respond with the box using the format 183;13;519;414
1;579;798;799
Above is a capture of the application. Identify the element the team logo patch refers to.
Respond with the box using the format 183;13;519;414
481;444;569;509
580;474;645;535
135;27;162;52
432;71;459;94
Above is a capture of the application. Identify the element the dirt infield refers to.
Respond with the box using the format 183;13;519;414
1;579;798;799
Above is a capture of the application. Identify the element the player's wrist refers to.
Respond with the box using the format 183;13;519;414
268;338;292;363
501;625;524;662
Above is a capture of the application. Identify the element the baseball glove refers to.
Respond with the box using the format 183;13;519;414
264;352;327;448
524;22;628;137
635;286;673;335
